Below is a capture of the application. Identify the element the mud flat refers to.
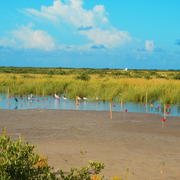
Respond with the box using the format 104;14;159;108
0;109;180;179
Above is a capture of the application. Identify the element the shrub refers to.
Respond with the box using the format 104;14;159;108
76;73;91;81
143;74;151;80
48;70;55;75
173;73;180;80
0;129;56;180
58;160;105;180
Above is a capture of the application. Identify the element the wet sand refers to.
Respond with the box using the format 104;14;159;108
0;109;180;180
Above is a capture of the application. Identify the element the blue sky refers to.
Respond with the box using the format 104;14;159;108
0;0;180;69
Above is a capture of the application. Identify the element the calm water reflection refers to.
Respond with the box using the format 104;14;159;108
0;94;180;117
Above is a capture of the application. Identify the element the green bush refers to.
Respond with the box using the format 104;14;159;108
173;73;180;80
58;161;105;180
143;74;151;80
76;73;91;81
48;70;56;75
0;129;56;180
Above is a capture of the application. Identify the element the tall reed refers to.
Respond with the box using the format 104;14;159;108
0;73;179;104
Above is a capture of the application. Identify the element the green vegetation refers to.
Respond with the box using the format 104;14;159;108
59;161;105;180
0;129;56;179
76;72;91;81
0;67;179;104
0;67;179;80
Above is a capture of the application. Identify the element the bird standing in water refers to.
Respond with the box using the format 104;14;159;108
14;97;18;102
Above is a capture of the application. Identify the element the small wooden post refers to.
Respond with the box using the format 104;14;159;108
109;103;112;120
162;104;167;128
120;98;123;109
164;104;167;120
76;96;79;110
145;92;148;112
42;89;45;96
7;87;10;109
36;88;38;96
7;87;10;97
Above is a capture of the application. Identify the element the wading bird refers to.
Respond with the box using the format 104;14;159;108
63;96;67;100
83;97;87;100
54;94;60;99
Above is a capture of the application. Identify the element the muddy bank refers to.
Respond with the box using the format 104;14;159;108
0;109;180;179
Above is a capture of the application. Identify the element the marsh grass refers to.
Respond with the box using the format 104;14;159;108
0;73;179;104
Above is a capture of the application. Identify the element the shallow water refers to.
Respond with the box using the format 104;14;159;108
0;94;180;117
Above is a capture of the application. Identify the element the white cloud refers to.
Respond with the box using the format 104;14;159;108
80;28;131;48
145;40;154;52
25;0;131;48
26;0;107;28
0;24;56;51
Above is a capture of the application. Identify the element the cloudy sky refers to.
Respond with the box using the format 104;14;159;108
0;0;180;69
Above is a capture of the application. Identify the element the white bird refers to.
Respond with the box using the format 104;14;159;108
63;96;67;100
27;94;33;101
83;97;87;100
28;96;32;100
77;96;81;100
96;97;99;100
54;94;60;99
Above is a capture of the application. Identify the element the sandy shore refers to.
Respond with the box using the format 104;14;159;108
0;109;180;179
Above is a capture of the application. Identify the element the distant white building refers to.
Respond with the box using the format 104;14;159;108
124;68;128;71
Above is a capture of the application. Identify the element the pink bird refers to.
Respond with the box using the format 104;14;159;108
161;118;167;122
